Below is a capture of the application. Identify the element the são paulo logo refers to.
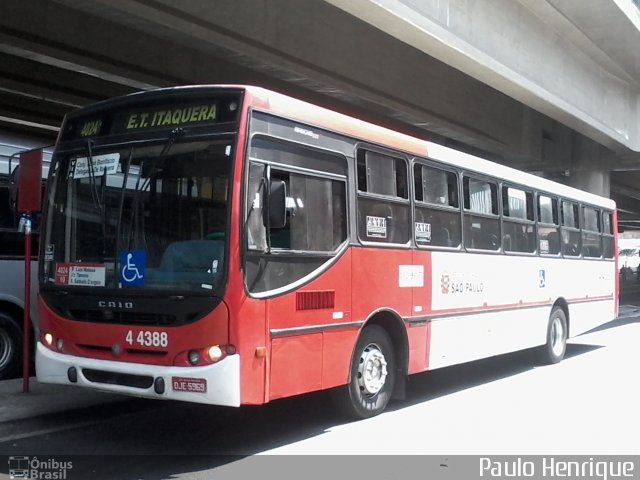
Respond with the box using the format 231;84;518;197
440;270;484;295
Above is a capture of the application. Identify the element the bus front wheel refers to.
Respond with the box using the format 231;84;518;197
539;306;568;364
0;311;22;380
332;325;395;419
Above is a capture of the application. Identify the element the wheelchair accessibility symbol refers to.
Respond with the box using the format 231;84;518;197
120;250;146;286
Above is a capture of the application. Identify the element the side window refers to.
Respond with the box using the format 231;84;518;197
244;137;348;295
561;200;581;257
537;194;560;255
413;163;461;248
538;194;558;224
357;149;410;244
602;211;614;259
463;176;499;251
502;186;535;253
357;150;408;198
582;206;602;258
268;169;347;252
246;167;347;253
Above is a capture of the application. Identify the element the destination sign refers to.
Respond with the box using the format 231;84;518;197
121;104;217;131
61;91;242;141
79;119;103;138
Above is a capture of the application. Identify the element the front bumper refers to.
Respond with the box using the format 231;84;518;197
36;342;240;406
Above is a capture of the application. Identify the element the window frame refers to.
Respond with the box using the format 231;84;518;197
267;166;349;254
602;210;615;260
356;147;409;200
244;134;350;257
581;204;602;259
355;145;411;248
560;199;582;258
501;183;536;255
536;193;561;257
411;158;462;251
462;173;501;252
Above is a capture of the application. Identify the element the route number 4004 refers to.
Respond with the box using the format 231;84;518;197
125;330;169;348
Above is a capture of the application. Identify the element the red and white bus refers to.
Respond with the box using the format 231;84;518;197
36;86;618;417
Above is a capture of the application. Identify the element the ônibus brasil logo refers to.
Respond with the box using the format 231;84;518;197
8;456;73;479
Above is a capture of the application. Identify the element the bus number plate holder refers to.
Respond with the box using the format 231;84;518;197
172;377;207;393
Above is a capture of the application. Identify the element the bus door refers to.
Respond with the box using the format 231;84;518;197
243;137;351;400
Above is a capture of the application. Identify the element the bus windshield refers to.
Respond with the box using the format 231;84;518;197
41;135;233;295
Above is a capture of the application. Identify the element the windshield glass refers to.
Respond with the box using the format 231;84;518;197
41;136;233;294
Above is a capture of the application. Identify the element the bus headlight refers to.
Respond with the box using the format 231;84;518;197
44;333;53;347
56;338;65;352
207;345;223;362
174;345;236;366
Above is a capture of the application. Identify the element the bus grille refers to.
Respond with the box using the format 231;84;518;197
77;344;168;358
82;369;154;389
68;309;177;326
41;290;220;327
296;290;335;310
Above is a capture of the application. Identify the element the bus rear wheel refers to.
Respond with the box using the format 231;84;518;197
538;306;567;364
0;311;22;380
332;325;395;419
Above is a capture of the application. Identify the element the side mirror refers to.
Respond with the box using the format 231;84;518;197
267;179;287;229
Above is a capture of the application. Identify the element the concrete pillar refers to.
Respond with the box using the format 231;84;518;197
567;134;611;198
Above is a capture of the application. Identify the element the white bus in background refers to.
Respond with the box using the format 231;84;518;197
0;135;51;379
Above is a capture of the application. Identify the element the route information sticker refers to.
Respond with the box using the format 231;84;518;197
73;153;120;179
55;263;106;287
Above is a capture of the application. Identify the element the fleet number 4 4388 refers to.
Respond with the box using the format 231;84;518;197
125;330;169;348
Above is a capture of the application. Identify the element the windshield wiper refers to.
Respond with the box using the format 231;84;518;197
84;139;109;257
122;127;185;254
85;139;103;212
114;146;134;283
136;127;185;199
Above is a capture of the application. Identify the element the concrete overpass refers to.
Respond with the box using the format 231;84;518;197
1;0;639;227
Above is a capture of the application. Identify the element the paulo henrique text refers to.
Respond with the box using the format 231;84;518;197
479;457;636;480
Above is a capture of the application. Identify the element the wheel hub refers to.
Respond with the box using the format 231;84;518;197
357;343;388;396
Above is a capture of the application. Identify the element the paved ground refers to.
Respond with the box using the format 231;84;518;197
0;377;125;424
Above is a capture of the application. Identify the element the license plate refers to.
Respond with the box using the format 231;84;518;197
172;376;207;393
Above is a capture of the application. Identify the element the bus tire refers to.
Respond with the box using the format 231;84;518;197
331;325;395;419
538;306;567;364
0;311;22;380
